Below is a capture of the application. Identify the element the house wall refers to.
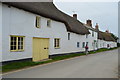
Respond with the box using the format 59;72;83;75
98;39;117;49
98;40;105;48
2;4;87;62
0;3;2;62
87;30;98;51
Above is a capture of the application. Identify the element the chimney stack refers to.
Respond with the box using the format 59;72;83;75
105;30;109;33
73;14;77;19
95;23;99;30
86;19;92;27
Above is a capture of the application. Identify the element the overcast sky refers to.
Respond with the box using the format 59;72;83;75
54;1;118;36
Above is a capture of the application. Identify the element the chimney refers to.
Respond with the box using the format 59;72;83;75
95;23;99;30
86;19;92;27
73;14;77;19
105;30;109;33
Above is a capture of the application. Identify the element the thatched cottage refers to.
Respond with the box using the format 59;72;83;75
0;2;117;63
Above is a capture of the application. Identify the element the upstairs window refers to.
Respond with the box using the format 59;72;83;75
10;36;24;51
35;16;40;28
47;19;51;27
68;33;70;40
54;38;60;48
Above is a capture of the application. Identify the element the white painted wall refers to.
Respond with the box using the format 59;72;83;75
0;3;2;62
2;4;88;62
86;30;98;51
98;39;117;49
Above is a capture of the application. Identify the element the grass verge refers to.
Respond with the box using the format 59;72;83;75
2;47;119;73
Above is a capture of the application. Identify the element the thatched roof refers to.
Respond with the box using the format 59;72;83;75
83;24;98;32
3;2;90;35
98;31;116;42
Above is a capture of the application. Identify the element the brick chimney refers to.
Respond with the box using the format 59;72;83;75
95;23;99;30
105;30;109;33
73;14;77;19
86;19;92;27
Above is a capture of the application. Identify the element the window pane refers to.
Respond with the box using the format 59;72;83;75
10;46;14;50
54;39;56;47
21;37;23;41
10;36;17;50
14;46;16;50
54;39;60;48
11;42;14;45
21;46;23;49
18;37;24;50
13;37;17;41
18;46;21;50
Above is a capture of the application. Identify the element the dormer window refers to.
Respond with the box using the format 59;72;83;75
35;16;40;28
47;19;51;27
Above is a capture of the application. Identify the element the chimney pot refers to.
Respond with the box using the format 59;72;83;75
106;30;109;33
73;14;77;19
95;23;99;30
86;19;92;27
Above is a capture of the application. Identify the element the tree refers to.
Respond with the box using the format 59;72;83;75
111;33;119;42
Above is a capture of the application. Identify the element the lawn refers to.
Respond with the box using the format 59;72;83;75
2;47;118;73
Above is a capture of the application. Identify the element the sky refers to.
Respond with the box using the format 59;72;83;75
54;1;118;36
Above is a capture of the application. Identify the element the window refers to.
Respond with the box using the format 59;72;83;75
68;33;70;40
86;34;88;38
10;36;24;51
82;42;85;48
96;42;98;48
77;42;80;48
47;19;51;27
54;38;60;48
35;16;40;28
92;31;94;37
86;42;88;46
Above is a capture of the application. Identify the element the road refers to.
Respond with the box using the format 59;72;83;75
3;49;118;78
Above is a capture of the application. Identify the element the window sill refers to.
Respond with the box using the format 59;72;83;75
10;50;24;52
55;47;60;49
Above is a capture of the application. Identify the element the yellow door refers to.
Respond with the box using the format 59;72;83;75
33;38;49;62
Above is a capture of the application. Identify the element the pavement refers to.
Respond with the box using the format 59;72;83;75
2;49;118;78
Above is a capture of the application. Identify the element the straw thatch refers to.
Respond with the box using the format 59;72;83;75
98;31;116;42
3;2;90;35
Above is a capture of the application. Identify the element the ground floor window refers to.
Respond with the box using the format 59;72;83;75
54;38;60;48
86;42;88;46
10;36;24;51
77;42;80;48
82;42;85;48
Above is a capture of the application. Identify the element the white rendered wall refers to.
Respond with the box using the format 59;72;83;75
86;30;98;51
98;39;117;49
2;4;88;62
